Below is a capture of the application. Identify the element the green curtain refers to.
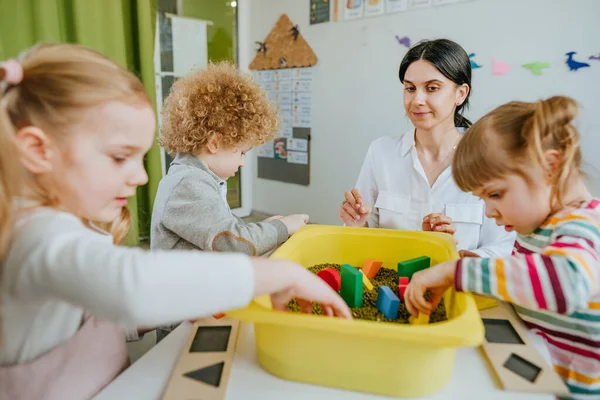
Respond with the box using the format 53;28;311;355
0;0;163;245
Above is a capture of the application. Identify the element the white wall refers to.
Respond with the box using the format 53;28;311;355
242;0;600;224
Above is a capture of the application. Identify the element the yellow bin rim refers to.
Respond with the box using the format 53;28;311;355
229;224;484;349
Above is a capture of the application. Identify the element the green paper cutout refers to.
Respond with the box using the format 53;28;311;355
522;61;551;76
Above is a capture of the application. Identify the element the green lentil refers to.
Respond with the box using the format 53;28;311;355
287;263;447;324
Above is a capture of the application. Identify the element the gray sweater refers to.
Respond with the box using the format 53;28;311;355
150;154;288;255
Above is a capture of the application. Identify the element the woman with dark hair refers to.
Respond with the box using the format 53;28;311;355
339;39;515;257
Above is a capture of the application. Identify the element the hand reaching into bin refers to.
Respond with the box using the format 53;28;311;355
252;258;353;319
403;260;457;317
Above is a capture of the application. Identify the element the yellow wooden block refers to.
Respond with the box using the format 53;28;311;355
409;313;430;325
360;270;374;290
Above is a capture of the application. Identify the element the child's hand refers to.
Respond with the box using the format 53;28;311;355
404;261;457;317
263;215;283;222
339;188;371;227
252;258;352;319
280;214;309;236
458;250;480;258
270;267;353;319
422;213;456;235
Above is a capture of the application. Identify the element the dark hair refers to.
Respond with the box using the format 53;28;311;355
398;39;472;128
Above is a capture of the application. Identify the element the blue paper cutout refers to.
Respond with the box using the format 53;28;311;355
468;53;482;69
565;52;590;71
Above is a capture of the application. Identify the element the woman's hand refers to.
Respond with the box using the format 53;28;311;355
404;261;457;317
339;188;371;227
422;213;456;235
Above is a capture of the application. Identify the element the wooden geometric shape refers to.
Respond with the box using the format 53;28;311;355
360;270;374;290
361;260;383;279
397;256;430;280
479;303;569;396
316;267;341;292
503;354;541;384
340;264;363;308
409;313;430;325
162;317;240;400
398;276;409;301
482;319;524;345
376;286;399;320
183;362;225;387
189;326;232;353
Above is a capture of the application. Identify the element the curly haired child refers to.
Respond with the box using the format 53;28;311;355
404;96;600;399
151;63;308;256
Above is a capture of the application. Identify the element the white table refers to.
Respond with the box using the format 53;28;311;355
95;321;553;400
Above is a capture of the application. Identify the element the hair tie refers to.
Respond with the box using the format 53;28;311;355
0;59;24;85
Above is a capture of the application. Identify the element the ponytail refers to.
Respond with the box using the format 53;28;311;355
525;96;580;209
0;61;24;264
0;61;25;345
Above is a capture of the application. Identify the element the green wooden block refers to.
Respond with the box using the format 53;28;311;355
340;264;363;308
397;256;430;280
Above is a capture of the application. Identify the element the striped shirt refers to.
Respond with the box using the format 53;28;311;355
455;199;600;398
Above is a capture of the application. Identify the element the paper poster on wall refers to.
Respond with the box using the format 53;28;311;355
344;0;364;20
288;151;309;165
387;0;408;13
255;70;275;82
257;141;275;158
310;0;331;24
409;0;432;9
293;79;314;93
293;92;313;105
274;139;287;160
274;69;293;81
365;0;385;17
279;125;293;138
287;138;309;152
170;16;208;76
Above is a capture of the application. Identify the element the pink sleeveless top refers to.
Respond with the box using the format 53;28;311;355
0;314;129;400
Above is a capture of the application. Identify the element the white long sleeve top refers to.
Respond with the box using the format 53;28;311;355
354;130;516;257
0;208;254;364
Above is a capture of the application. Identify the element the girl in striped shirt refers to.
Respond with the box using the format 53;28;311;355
404;96;600;399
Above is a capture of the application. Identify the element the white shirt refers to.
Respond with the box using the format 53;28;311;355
0;208;254;364
355;130;516;257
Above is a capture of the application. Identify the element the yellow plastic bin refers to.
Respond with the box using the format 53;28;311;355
229;225;484;398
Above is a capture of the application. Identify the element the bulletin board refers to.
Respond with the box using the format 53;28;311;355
250;14;317;186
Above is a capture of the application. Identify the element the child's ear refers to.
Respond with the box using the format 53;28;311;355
15;126;54;174
206;134;221;154
544;149;561;181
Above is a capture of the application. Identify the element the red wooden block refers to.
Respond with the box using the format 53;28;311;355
399;276;409;301
213;313;225;319
317;268;341;292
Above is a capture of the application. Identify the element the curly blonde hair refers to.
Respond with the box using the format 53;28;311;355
159;62;279;155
